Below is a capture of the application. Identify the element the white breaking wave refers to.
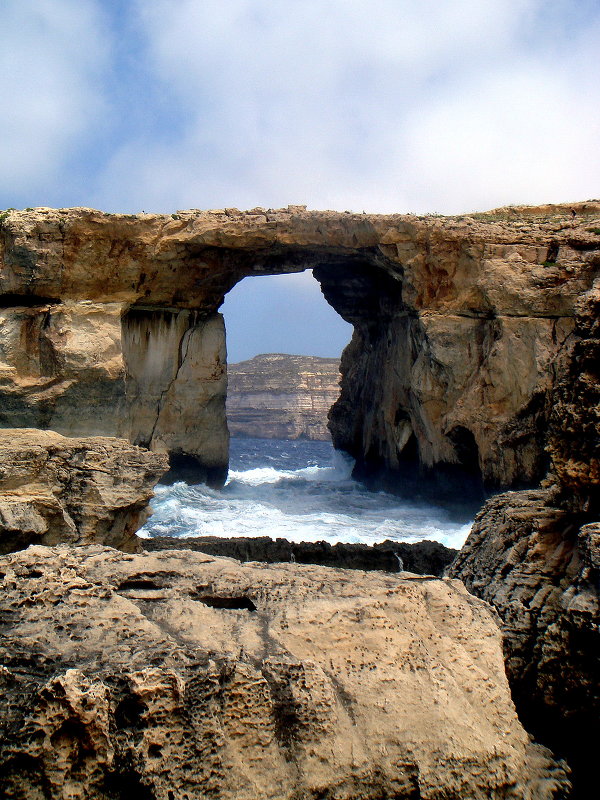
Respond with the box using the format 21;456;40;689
139;443;473;549
226;448;355;486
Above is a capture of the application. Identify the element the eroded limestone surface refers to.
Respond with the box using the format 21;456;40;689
447;490;599;797
0;545;569;800
0;429;167;554
448;281;600;796
1;202;598;487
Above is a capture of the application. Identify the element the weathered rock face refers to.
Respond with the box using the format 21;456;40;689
226;353;341;440
2;202;598;488
447;275;600;796
0;544;570;799
0;301;126;435
123;309;228;486
0;299;227;486
546;283;600;513
447;490;599;797
0;429;167;554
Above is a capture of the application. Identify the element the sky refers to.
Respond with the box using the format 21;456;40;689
2;0;599;360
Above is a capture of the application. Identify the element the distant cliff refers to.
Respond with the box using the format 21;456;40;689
226;353;341;440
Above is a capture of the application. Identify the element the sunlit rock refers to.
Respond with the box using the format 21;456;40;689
2;202;598;489
226;353;341;440
0;545;570;799
0;429;167;554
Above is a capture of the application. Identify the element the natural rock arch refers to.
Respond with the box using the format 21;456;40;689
0;203;598;489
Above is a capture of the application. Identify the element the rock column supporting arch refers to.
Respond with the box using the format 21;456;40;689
122;307;228;486
314;257;576;493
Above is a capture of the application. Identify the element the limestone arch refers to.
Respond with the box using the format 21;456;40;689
119;246;411;486
1;205;587;491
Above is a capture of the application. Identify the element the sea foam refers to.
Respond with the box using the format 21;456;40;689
139;438;473;549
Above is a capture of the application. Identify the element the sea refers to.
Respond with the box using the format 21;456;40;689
138;437;474;550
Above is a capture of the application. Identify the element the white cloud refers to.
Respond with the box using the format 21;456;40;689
3;1;598;215
0;0;109;200
92;0;600;214
400;56;600;213
2;2;597;358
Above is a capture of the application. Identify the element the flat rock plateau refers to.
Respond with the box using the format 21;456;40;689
0;201;599;798
226;354;341;440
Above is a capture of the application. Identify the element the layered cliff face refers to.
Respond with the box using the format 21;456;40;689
0;545;570;799
226;353;341;440
2;202;598;488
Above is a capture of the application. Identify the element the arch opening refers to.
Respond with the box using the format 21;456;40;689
222;270;352;443
222;270;352;364
115;245;407;489
138;251;476;549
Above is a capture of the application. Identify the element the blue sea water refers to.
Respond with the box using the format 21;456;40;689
139;437;473;549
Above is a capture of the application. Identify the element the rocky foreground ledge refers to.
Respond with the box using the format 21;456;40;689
0;429;168;555
0;545;569;800
143;534;457;576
